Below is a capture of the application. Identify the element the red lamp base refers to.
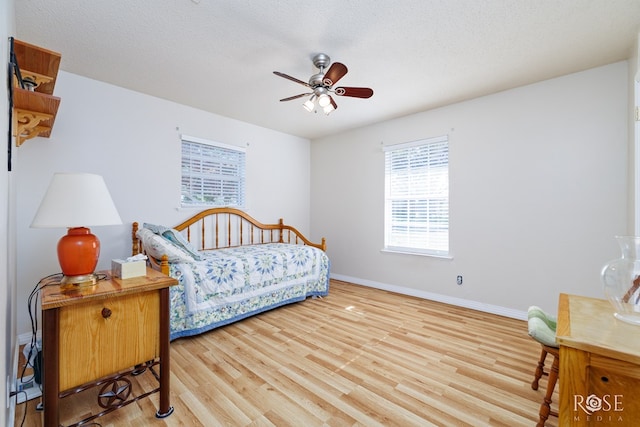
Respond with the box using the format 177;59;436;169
57;227;100;290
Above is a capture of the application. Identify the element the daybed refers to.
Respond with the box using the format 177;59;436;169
131;208;330;340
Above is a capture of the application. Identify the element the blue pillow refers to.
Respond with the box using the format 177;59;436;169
143;222;167;235
144;223;202;261
136;227;194;263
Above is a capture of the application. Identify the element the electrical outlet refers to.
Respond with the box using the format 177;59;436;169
6;375;10;408
456;275;463;285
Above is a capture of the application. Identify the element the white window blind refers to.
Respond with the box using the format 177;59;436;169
181;136;246;208
384;136;449;256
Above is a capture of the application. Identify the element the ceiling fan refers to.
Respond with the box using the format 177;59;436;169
273;53;374;115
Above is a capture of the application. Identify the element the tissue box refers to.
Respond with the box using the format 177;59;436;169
111;259;146;279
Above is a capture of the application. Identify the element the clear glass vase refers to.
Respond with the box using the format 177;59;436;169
601;236;640;325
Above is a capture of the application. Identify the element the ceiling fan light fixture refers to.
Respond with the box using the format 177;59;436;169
323;104;335;115
303;96;316;112
317;93;331;107
274;53;374;116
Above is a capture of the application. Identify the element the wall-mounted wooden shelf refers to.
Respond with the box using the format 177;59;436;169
11;39;61;146
13;88;60;146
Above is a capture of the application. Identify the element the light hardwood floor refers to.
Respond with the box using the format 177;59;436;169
15;280;558;426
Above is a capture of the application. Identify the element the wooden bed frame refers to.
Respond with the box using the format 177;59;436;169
132;207;326;274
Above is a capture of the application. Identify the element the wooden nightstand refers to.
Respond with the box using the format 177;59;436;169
556;293;640;425
40;268;177;427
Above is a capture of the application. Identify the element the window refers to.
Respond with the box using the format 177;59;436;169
181;135;246;208
384;136;449;256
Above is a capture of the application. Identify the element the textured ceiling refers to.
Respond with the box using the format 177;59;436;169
15;0;640;140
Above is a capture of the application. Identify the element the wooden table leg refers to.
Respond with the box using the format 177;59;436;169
155;287;173;418
42;308;59;427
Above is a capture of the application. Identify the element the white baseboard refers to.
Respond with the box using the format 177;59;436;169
18;331;40;346
330;273;527;321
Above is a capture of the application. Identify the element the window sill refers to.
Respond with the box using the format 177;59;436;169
380;248;453;260
178;205;246;211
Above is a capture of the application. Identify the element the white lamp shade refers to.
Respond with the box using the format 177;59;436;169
31;173;122;228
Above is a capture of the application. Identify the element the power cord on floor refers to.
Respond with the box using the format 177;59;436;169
9;391;28;427
13;274;61;425
21;273;64;388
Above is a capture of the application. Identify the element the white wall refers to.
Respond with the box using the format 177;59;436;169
311;61;629;317
633;32;640;234
14;71;311;336
2;1;16;425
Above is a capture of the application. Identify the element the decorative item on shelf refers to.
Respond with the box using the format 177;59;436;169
22;77;37;91
601;235;640;325
31;173;122;291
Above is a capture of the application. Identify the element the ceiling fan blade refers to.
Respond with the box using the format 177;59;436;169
334;87;374;98
322;62;348;86
279;93;312;102
273;71;310;87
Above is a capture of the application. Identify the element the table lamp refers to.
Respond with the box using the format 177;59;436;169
31;173;122;290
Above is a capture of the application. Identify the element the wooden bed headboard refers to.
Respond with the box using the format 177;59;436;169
132;207;326;273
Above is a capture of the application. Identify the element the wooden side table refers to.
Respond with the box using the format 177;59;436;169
41;268;177;427
556;293;640;426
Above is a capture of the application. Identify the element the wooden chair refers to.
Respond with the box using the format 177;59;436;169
527;306;559;427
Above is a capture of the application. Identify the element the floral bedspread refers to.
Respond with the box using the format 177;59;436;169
167;243;330;339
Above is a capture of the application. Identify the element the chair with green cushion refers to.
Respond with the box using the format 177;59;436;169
527;306;559;427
